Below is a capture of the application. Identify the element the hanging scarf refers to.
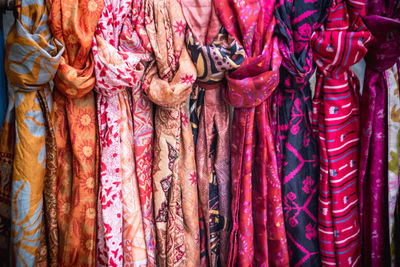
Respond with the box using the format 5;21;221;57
0;16;7;128
143;0;200;266
2;0;64;265
311;0;373;265
395;183;400;266
92;0;156;265
182;1;245;265
273;0;331;265
214;1;289;266
359;1;400;265
46;0;103;265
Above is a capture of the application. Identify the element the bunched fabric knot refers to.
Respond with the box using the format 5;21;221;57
5;21;64;92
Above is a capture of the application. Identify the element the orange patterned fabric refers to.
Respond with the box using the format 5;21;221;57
46;0;104;265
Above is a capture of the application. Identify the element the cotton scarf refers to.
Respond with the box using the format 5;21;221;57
143;0;200;266
92;0;156;265
182;1;245;265
214;1;289;266
46;0;103;265
359;0;400;265
2;0;64;265
273;0;332;265
311;0;373;265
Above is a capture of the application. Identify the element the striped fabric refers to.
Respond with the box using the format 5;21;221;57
311;0;372;266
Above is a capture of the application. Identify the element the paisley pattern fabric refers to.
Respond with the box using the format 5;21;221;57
387;62;400;265
183;2;245;262
92;0;156;265
46;0;103;265
312;0;373;265
214;1;289;266
359;1;400;265
274;0;331;265
143;0;200;266
3;0;64;264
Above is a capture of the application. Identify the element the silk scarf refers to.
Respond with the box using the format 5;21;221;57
46;0;103;265
143;0;200;266
359;1;400;265
92;0;156;265
388;61;400;266
214;1;289;266
273;0;332;265
182;1;245;265
3;0;64;265
311;0;373;265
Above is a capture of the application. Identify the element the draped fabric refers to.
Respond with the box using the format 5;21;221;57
359;1;400;265
311;0;373;265
92;0;156;265
46;0;103;265
182;1;245;264
214;1;289;266
274;0;331;265
395;184;400;266
143;0;200;266
0;17;7;129
2;0;64;264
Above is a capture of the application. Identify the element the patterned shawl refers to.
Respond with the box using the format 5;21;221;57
359;0;400;265
143;0;200;266
182;1;245;265
46;0;103;265
273;0;331;265
214;0;289;266
1;0;64;265
92;0;156;265
311;0;372;265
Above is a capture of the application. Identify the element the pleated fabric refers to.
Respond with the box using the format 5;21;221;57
182;1;245;265
311;0;373;265
92;0;156;265
273;0;331;265
143;0;200;266
359;1;400;265
214;0;290;266
2;0;64;265
46;0;103;265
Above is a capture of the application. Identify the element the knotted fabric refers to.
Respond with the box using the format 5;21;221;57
46;0;103;265
92;0;156;265
1;0;64;264
214;0;289;265
359;0;400;265
273;0;331;265
311;0;373;265
182;1;245;265
143;0;200;266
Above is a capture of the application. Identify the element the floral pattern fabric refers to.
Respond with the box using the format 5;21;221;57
92;0;156;265
214;0;289;265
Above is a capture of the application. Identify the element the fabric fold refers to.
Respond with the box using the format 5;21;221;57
358;1;400;265
183;4;245;262
143;0;200;266
1;0;64;265
273;0;332;265
92;0;156;265
214;0;289;265
46;0;103;265
311;0;373;265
